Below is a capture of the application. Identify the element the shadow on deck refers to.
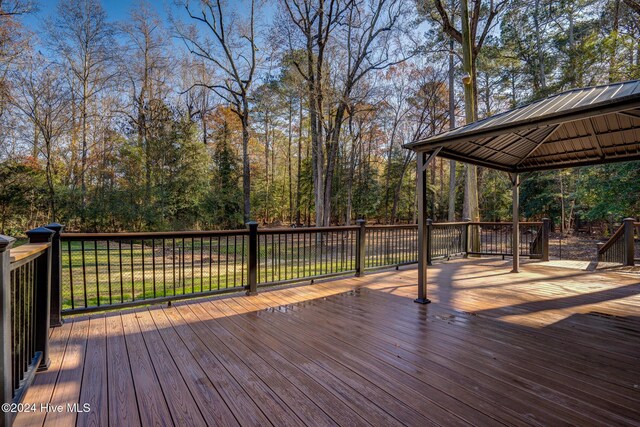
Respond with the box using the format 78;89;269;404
15;258;640;426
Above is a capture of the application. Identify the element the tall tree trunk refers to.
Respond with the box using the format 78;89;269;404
534;0;546;92
609;0;621;82
322;103;347;226
447;34;456;221
287;97;294;223
80;77;88;224
296;99;303;226
345;117;357;226
264;108;270;223
461;0;479;225
307;53;324;227
391;153;412;223
241;100;251;222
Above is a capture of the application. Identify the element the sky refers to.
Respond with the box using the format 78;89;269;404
24;0;174;31
22;0;277;56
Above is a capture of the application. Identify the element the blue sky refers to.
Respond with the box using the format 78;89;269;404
23;0;277;52
24;0;174;30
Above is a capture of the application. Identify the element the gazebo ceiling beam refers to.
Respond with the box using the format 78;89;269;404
616;110;640;120
515;124;561;166
583;117;605;159
518;151;640;172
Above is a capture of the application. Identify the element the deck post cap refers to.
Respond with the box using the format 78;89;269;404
0;235;16;252
45;223;65;231
356;219;366;225
26;226;56;242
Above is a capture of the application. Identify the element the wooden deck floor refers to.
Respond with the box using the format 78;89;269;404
15;258;640;427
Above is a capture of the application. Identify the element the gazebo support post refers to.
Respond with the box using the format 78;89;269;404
510;172;520;273
415;148;441;304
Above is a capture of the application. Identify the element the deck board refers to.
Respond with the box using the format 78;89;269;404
104;313;140;427
15;258;640;427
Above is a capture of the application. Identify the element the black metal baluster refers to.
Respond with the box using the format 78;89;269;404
172;238;176;296
130;241;135;301
191;238;195;293
152;239;157;298
201;237;204;292
302;232;306;277
118;241;124;303
241;235;245;287
182;238;186;293
209;237;213;291
68;240;75;310
225;236;230;288
233;235;238;287
162;239;166;297
141;240;146;300
285;233;289;280
217;237;221;290
106;240;112;305
81;240;88;308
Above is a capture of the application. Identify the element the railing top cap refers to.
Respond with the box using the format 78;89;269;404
26;226;56;235
45;222;65;230
0;234;16;252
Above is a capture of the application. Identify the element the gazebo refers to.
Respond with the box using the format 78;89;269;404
405;79;640;303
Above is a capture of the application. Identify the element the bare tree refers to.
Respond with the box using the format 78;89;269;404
281;0;351;226
11;57;70;219
0;0;33;120
283;0;410;225
176;0;258;222
48;0;115;219
120;0;172;199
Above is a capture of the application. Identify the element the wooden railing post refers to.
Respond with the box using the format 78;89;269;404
596;242;605;262
25;227;55;370
542;218;551;261
463;218;471;257
246;221;258;295
623;218;635;266
0;235;16;427
45;223;64;327
426;219;433;266
355;219;366;277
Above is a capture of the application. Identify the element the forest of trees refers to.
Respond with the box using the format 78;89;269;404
0;0;639;234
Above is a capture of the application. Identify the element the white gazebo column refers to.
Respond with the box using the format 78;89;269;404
510;172;520;273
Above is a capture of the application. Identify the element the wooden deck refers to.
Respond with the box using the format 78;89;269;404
15;258;640;426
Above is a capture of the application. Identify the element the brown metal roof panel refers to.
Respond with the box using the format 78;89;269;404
484;133;520;151
569;86;609;109
538;88;597;116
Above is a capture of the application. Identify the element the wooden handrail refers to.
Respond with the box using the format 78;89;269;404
9;243;50;268
61;229;249;240
468;221;543;226
258;226;360;234
598;223;625;253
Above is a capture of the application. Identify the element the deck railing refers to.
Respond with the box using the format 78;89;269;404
598;218;637;266
1;228;54;426
55;219;549;314
60;229;250;313
466;221;546;258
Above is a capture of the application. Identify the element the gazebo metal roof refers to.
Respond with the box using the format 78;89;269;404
405;80;640;172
